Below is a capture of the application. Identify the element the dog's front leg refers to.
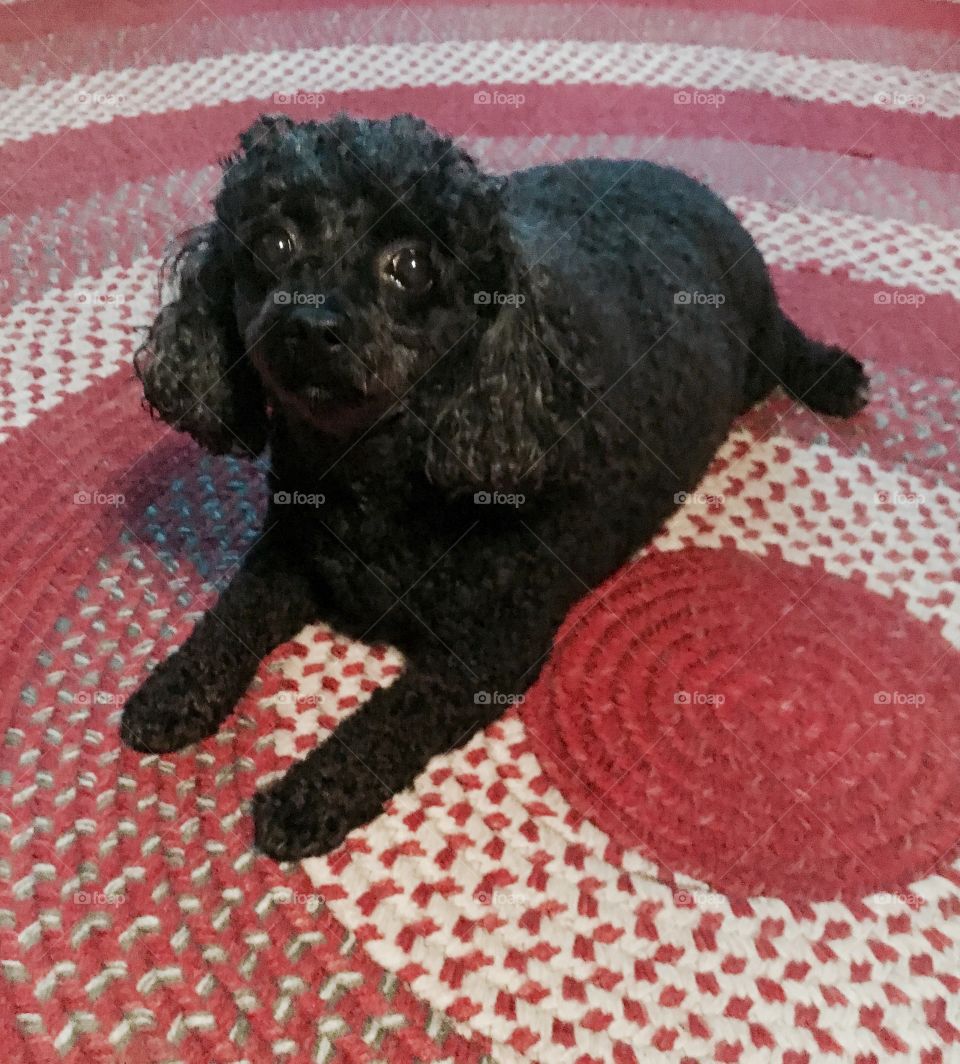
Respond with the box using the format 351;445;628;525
252;652;505;860
120;532;321;753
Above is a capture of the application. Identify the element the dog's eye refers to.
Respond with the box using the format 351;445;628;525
251;226;297;274
377;242;434;295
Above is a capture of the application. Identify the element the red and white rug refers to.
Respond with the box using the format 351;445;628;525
1;2;958;1061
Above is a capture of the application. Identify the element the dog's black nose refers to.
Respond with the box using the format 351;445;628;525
284;303;345;351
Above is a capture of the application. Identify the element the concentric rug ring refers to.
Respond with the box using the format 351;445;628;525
524;543;960;900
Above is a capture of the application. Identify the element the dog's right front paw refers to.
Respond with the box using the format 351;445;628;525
120;664;235;753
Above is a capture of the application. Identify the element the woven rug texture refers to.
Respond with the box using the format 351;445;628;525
1;1;959;1062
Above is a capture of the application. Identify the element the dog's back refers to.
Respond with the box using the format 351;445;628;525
504;157;866;451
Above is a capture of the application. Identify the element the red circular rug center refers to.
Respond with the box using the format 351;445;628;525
523;546;960;901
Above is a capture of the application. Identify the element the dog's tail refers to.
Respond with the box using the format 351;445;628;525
776;315;869;418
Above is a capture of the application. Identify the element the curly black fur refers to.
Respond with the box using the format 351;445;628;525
121;112;869;860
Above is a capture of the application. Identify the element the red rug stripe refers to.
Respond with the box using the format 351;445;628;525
2;0;957;45
771;268;960;381
3;3;956;90
3;86;958;219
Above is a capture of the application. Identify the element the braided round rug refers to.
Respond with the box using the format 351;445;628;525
2;1;959;1061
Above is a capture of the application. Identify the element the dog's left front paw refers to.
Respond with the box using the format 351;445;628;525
252;773;353;861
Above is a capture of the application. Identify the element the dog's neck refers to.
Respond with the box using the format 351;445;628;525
268;403;415;492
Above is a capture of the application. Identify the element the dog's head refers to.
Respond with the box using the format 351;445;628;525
137;113;592;493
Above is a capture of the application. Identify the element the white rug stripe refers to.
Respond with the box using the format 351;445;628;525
729;197;960;298
1;38;957;145
303;705;960;1063
0;258;159;445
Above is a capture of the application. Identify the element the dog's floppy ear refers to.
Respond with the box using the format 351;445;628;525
425;251;596;498
135;222;268;456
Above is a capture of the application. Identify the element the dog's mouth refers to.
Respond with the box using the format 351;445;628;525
296;385;398;434
249;347;400;435
269;382;400;436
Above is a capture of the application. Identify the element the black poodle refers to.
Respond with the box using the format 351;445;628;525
120;113;868;860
